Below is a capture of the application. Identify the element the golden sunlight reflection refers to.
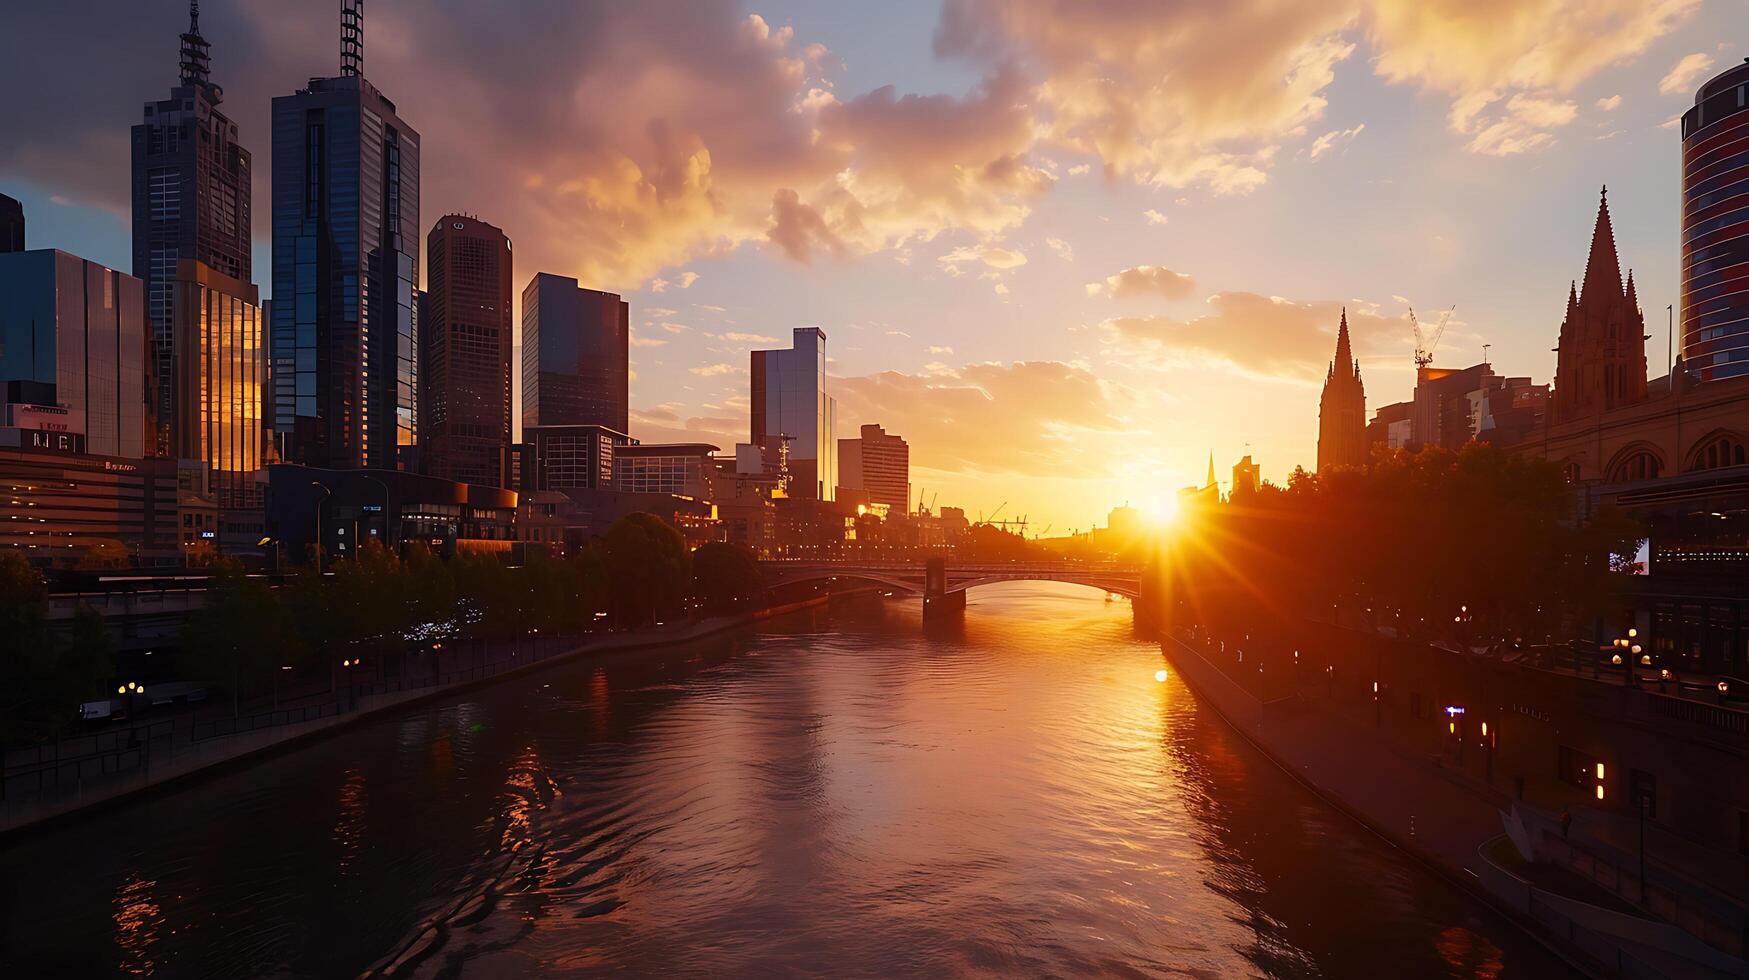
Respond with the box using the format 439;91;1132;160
333;767;367;872
112;874;162;976
1141;493;1181;529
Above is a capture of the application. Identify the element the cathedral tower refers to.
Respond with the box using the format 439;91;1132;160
1553;188;1647;422
1317;309;1368;471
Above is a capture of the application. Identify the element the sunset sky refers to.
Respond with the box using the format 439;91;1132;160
2;0;1744;532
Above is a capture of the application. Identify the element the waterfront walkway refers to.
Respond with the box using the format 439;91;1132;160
1162;635;1747;979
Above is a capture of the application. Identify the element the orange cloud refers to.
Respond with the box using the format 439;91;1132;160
1104;293;1404;380
1086;265;1196;301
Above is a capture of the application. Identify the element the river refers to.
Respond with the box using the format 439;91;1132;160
0;583;1573;978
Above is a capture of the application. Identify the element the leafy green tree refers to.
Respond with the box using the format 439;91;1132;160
605;513;689;626
690;541;762;615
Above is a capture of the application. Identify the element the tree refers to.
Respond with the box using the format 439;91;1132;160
605;513;689;627
181;559;303;707
56;603;116;708
0;552;56;744
690;542;762;615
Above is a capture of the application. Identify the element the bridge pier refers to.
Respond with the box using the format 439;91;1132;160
922;557;965;621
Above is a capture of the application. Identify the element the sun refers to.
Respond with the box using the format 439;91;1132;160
1140;493;1181;528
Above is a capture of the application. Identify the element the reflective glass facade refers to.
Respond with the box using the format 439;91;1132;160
270;74;418;469
132;66;251;458
171;259;261;508
750;327;836;500
0;250;146;459
1680;61;1749;380
521;274;629;432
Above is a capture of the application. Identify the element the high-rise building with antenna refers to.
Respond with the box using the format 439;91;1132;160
132;1;253;458
270;0;421;469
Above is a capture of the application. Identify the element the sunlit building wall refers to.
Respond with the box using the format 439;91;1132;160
837;423;908;510
750;327;836;501
170;258;261;508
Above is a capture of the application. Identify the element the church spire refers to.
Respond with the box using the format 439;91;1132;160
1206;451;1216;490
178;0;212;88
1581;185;1623;304
1333;307;1354;376
1625;269;1639;310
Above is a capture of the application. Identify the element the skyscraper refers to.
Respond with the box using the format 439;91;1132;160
169;258;262;508
0;250;148;459
132;1;252;458
837;423;908;510
1680;59;1749;381
751;327;837;500
1553;188;1646;422
270;0;419;470
0;193;22;253
521;273;628;432
1316;310;1367;471
421;215;512;486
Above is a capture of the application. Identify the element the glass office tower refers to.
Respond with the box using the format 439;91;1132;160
170;259;262;507
270;8;419;470
750;327;837;500
0;250;147;459
521;273;629;432
132;2;252;457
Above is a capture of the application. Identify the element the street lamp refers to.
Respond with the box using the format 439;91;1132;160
311;482;332;573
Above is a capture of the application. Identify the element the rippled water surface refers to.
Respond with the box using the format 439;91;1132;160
0;584;1572;977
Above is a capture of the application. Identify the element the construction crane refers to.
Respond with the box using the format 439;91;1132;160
1409;304;1456;370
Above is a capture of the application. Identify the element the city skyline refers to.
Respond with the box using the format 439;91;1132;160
2;1;1746;529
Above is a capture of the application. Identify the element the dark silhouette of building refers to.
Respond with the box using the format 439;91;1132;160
420;215;512;487
1316;309;1367;471
521;273;628;432
132;2;252;458
0;193;22;252
1232;454;1260;495
270;0;419;471
1553;188;1646;421
1680;58;1749;381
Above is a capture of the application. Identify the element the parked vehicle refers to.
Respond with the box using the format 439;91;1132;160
77;699;116;721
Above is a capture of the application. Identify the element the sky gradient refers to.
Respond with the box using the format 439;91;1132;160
2;0;1745;532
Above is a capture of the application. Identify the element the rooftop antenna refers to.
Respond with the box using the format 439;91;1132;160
341;0;364;77
178;0;212;88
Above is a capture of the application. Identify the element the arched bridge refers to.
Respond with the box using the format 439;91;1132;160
760;560;1145;607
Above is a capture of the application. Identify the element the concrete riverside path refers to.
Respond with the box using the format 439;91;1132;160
1158;634;1749;980
0;592;848;836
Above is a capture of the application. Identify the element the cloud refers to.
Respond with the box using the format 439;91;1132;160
938;243;1028;271
1143;209;1170;226
832;360;1134;476
1596;94;1622;111
1103;292;1403;380
1085;265;1197;301
720;331;779;343
928;345;955;354
1659;52;1715;96
1067;163;1091;176
1044;236;1074;261
1451;92;1578;156
651;271;702;291
630;334;668;348
767;188;847;263
1308;123;1365;159
689;362;738;377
